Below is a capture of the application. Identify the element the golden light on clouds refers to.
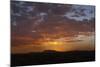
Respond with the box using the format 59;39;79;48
11;34;95;54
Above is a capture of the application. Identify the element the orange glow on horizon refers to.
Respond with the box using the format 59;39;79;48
46;41;64;45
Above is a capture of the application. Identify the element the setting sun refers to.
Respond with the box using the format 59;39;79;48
48;41;59;45
43;41;65;46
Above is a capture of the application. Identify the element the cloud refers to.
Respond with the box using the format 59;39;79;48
63;5;95;21
66;40;83;43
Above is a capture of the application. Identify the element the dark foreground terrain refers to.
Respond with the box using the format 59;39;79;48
11;51;95;66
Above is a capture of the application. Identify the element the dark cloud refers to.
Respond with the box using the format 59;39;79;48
66;40;83;43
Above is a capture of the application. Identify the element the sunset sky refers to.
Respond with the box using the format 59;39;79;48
11;1;95;54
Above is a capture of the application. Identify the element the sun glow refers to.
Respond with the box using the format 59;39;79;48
42;40;67;52
43;41;65;46
48;41;59;45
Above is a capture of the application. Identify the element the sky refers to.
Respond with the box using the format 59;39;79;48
11;1;95;54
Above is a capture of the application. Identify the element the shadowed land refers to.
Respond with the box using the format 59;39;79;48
11;51;95;66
